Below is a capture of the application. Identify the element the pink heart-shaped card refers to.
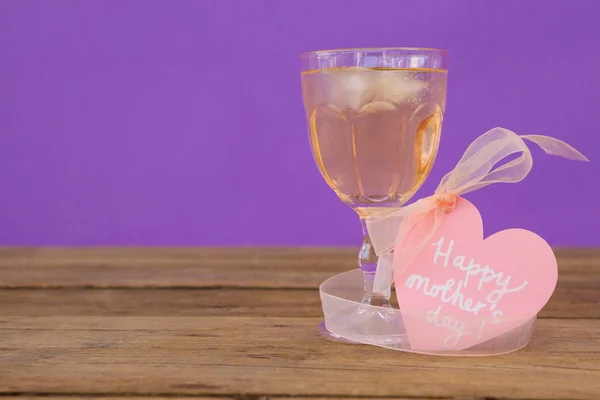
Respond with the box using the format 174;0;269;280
394;197;558;352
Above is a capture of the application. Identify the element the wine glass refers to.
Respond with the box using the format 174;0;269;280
300;47;448;339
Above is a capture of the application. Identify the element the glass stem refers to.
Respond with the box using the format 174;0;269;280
359;217;392;307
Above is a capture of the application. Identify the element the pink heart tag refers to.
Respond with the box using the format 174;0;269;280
394;198;557;352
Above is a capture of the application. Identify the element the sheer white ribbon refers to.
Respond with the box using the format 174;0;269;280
319;127;587;355
365;127;588;295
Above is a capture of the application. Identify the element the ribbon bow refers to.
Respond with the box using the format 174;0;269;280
365;127;588;297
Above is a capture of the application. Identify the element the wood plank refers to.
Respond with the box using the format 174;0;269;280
0;289;322;318
2;395;450;400
0;247;353;288
1;317;599;399
0;272;597;318
0;247;599;288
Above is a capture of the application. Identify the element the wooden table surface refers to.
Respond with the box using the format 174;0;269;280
1;247;600;400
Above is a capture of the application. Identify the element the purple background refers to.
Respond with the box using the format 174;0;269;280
0;0;598;246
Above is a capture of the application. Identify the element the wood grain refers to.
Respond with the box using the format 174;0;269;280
0;247;598;288
1;317;600;399
1;247;599;399
1;274;599;318
0;398;450;400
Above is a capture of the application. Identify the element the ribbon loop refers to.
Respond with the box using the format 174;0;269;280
366;127;588;293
